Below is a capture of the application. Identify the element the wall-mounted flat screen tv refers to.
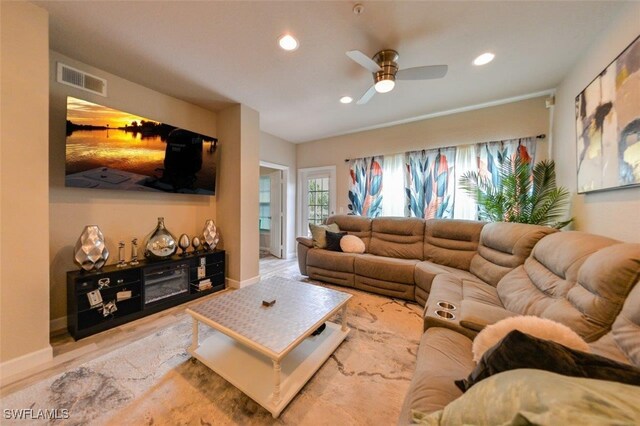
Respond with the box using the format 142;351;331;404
65;96;217;195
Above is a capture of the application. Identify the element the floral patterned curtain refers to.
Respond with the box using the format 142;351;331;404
348;156;383;217
404;147;456;219
476;137;536;186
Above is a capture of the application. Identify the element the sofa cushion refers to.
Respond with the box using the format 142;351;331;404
469;222;557;286
354;254;418;284
498;232;617;314
325;230;346;251
420;369;640;426
354;275;414;300
368;217;425;259
414;262;455;306
327;215;372;251
307;267;354;288
309;223;340;248
340;235;365;253
398;327;475;422
415;261;482;301
307;248;356;273
423;219;484;271
590;280;640;368
498;233;640;342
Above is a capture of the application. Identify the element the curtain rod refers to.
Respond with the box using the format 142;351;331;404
343;134;546;163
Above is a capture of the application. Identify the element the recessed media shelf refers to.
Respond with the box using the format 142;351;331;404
67;250;225;340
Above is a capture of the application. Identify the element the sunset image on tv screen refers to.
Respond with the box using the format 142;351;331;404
65;97;217;195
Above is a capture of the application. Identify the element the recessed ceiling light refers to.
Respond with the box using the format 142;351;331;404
340;96;353;104
473;52;495;66
278;34;299;51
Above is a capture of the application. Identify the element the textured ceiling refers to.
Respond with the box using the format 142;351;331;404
36;1;624;143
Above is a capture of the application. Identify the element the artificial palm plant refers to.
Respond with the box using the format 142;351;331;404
459;155;572;229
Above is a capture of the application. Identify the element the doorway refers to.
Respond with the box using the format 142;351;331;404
259;166;283;259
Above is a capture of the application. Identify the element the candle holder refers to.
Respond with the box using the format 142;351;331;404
129;238;140;266
117;241;127;268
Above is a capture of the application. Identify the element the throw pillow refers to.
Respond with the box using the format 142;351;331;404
325;231;347;252
424;369;640;425
340;235;365;253
309;223;340;248
472;315;589;362
456;330;640;392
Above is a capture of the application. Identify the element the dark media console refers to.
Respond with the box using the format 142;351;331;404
67;250;225;340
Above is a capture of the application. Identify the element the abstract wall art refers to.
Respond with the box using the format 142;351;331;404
575;35;640;193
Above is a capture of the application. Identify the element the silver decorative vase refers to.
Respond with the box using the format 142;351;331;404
143;217;177;259
178;233;190;256
74;225;110;271
202;219;219;250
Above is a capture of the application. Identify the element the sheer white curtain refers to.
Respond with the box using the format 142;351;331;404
453;144;478;220
381;153;405;217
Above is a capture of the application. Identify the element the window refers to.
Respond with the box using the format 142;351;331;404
307;177;330;227
259;176;270;231
347;138;537;221
298;166;336;237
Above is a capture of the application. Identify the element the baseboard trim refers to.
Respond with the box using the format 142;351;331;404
0;345;53;385
226;275;261;289
50;316;67;333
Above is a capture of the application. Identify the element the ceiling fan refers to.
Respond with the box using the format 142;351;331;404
346;49;448;105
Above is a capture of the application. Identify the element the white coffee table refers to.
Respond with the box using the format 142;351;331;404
186;278;351;418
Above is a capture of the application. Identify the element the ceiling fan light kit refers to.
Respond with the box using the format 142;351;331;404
346;48;448;104
374;77;395;93
373;49;399;93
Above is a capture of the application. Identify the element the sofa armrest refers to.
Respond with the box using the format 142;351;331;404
296;238;312;276
296;236;313;248
459;300;516;332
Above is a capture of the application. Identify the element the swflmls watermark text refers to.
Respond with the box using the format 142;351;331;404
4;408;70;420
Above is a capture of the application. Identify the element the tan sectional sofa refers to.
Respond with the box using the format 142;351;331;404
297;215;556;305
296;215;640;423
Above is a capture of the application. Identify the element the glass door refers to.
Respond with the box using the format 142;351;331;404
299;167;336;236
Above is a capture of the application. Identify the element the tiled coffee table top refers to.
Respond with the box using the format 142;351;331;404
188;277;351;356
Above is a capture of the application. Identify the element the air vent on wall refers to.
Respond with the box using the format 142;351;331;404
56;62;107;97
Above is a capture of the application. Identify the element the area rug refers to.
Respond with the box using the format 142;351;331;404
1;277;422;425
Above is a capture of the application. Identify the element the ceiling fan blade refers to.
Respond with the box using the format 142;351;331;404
397;65;448;80
346;50;381;73
356;85;377;105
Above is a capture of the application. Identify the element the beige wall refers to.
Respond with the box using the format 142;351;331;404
552;2;640;243
297;96;550;215
216;105;260;285
1;2;51;366
49;51;217;323
240;106;260;280
260;132;297;258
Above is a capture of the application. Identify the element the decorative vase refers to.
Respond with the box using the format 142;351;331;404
178;233;190;256
202;219;219;250
192;236;201;254
143;217;177;259
74;225;110;271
